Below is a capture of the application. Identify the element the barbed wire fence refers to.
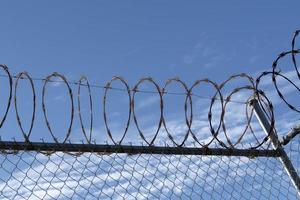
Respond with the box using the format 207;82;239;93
0;29;299;199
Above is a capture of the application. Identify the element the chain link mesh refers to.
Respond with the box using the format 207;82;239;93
0;149;298;200
0;29;300;199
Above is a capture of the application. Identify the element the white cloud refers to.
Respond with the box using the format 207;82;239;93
1;69;300;199
136;96;160;110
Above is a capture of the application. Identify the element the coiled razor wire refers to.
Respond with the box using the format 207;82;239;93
42;72;75;144
0;65;12;129
104;76;132;145
0;29;299;151
1;29;300;200
14;71;36;143
188;78;223;148
78;76;93;144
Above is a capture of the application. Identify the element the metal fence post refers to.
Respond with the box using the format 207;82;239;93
250;99;300;197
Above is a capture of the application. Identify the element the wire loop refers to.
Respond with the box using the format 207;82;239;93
42;72;74;144
103;76;131;145
14;71;36;142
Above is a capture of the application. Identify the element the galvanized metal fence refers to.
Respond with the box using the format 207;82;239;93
0;29;300;199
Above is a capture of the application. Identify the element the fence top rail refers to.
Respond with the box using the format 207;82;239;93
0;141;280;157
0;30;299;151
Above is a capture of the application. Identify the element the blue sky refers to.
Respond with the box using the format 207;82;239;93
0;0;299;144
1;1;300;199
0;1;299;81
0;1;299;145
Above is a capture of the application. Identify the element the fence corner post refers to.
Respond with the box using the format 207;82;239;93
250;98;300;197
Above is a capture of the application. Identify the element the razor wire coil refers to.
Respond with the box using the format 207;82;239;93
0;29;299;152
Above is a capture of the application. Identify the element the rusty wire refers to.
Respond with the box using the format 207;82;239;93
78;76;93;144
161;77;192;147
132;77;163;146
0;29;300;200
0;64;12;129
0;30;299;151
14;71;36;143
42;72;75;144
103;76;132;145
188;78;224;148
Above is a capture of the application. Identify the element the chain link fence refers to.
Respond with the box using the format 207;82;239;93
0;146;299;199
0;30;300;199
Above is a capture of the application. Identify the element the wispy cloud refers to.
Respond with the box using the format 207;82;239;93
1;147;295;199
136;96;160;110
183;38;233;69
1;70;300;199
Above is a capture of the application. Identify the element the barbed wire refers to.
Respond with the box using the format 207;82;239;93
0;74;247;104
0;29;299;152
